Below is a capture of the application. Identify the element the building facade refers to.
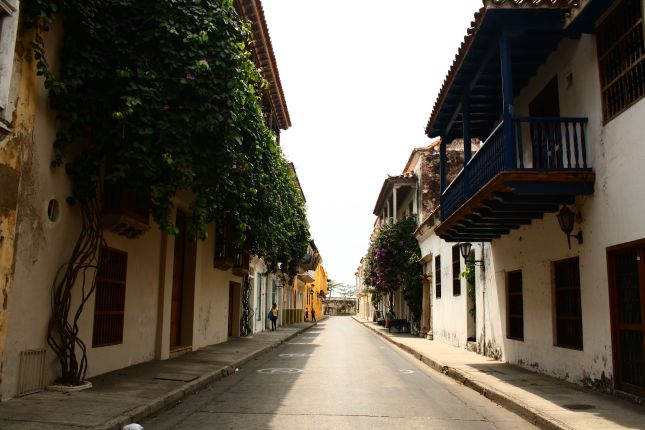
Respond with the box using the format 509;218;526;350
426;0;645;395
0;0;312;401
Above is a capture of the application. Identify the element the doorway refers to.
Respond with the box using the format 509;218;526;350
608;241;645;397
529;76;561;168
228;282;241;338
170;210;187;347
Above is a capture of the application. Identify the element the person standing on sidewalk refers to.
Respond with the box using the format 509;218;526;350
305;307;309;321
271;303;278;331
311;308;316;323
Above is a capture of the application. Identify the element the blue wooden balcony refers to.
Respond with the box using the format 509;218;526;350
436;116;594;242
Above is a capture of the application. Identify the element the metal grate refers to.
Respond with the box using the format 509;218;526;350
17;349;46;396
435;255;442;299
554;257;583;350
597;0;645;122
507;271;524;341
452;245;461;296
93;247;127;347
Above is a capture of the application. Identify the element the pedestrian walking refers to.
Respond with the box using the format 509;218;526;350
270;303;278;331
305;307;309;321
311;308;316;323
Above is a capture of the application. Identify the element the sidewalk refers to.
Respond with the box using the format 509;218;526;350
0;322;319;430
353;316;645;430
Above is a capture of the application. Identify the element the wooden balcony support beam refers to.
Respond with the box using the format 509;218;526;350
482;200;559;213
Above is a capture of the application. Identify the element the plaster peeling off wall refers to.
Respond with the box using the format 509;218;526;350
0;19;43;400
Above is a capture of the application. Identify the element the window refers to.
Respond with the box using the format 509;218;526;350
435;255;441;298
255;275;262;321
554;257;583;350
0;0;19;122
93;247;127;347
507;271;524;341
452;245;461;296
597;0;645;122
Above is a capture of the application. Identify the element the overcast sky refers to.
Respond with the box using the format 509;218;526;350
262;0;483;286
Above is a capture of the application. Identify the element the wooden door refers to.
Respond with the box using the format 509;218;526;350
170;210;187;347
608;242;645;396
529;76;561;168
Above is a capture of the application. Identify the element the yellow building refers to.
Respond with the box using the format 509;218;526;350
305;263;328;321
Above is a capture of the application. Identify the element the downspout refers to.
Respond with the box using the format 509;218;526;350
480;242;486;357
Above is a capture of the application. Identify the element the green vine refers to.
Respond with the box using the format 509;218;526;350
461;264;476;319
25;0;309;269
363;217;423;322
25;0;309;384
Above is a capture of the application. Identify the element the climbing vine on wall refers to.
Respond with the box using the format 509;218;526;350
363;217;423;322
26;0;309;385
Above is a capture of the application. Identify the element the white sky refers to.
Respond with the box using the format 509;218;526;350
262;0;483;285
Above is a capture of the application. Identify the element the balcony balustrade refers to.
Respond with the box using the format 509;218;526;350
438;116;594;242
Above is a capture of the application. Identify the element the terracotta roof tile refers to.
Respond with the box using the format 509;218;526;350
237;0;291;130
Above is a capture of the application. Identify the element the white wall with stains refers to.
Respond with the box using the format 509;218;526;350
480;27;645;390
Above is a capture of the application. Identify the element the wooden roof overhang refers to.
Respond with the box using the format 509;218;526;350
236;0;291;130
425;5;575;142
435;170;595;242
422;1;599;243
372;175;418;216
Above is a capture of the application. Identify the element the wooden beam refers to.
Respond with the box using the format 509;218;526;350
492;192;575;205
482;200;560;213
441;45;498;136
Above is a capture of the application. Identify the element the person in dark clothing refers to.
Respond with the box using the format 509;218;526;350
270;303;278;331
311;308;316;323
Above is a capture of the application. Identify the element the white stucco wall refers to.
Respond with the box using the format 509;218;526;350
481;27;645;389
192;223;239;349
419;231;473;348
2;29;164;396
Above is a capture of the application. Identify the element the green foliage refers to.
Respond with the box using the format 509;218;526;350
363;217;423;322
461;264;476;318
26;0;309;269
327;280;356;298
370;291;381;308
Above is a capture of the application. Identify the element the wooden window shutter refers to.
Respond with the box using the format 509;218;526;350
92;247;127;347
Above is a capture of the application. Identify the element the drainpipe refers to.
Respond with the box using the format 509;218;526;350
480;242;486;357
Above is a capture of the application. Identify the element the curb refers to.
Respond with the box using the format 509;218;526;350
352;317;572;430
94;324;316;430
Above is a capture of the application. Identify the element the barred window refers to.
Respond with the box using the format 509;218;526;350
452;245;461;296
507;271;524;341
0;0;19;117
93;247;127;347
554;257;583;350
435;255;442;299
597;0;645;122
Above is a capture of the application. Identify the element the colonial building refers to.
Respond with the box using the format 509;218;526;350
370;172;419;321
0;0;308;401
426;0;645;396
410;140;479;345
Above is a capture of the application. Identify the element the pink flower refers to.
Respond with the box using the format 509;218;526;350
186;73;196;81
162;103;170;111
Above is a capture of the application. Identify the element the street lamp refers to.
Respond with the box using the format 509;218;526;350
556;205;583;249
459;242;484;266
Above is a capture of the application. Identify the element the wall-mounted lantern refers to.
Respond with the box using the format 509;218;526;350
459;242;484;266
556;205;583;249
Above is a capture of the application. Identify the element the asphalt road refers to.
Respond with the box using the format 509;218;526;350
141;317;536;430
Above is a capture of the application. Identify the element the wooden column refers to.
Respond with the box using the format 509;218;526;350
393;186;398;223
440;138;447;220
499;33;516;170
463;95;471;197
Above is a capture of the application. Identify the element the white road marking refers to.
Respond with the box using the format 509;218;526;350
257;368;303;374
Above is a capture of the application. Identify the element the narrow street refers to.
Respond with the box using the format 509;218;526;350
141;317;535;429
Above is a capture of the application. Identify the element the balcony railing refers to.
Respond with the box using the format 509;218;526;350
441;116;589;220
